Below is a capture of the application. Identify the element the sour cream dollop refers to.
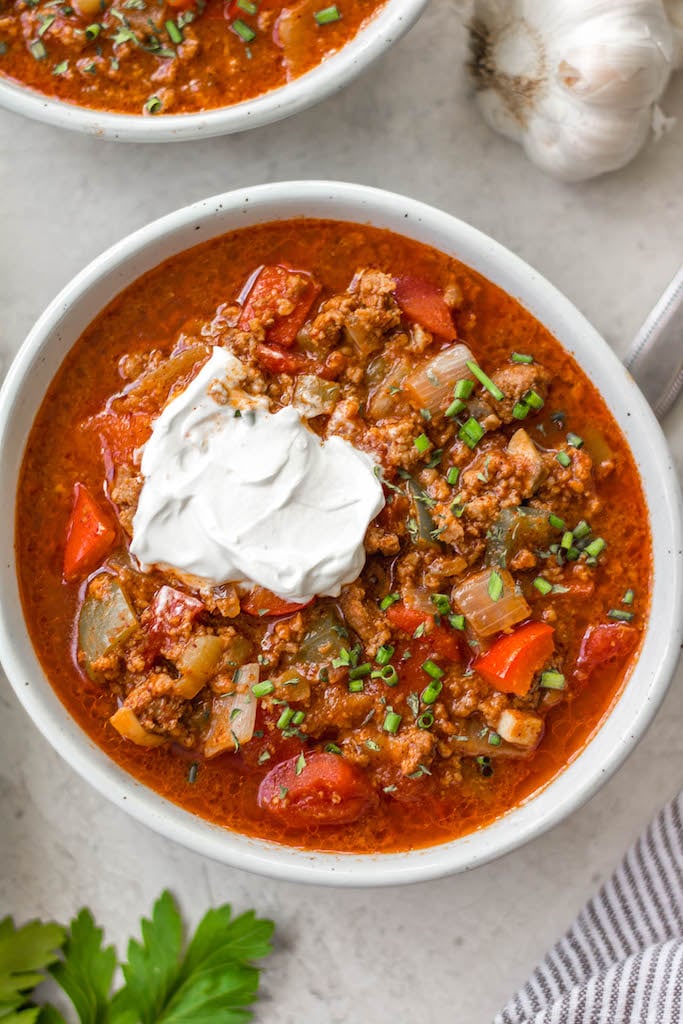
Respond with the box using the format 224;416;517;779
130;347;385;603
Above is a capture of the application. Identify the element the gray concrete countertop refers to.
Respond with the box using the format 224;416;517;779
2;3;683;1021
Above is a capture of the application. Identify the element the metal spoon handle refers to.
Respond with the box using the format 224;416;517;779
625;265;683;420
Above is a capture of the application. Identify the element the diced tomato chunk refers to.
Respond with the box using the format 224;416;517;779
385;603;461;662
63;483;117;582
394;276;456;340
147;586;204;634
258;752;377;827
474;621;555;696
241;586;313;618
575;623;639;683
255;344;323;377
239;265;321;348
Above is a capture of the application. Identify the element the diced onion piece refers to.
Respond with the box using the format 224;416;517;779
366;356;411;419
452;568;530;637
407;479;439;547
496;708;544;749
204;663;259;757
292;374;340;418
78;576;139;682
405;344;475;414
109;707;166;748
451;717;527;758
299;607;347;663
273;667;310;702
174;634;225;699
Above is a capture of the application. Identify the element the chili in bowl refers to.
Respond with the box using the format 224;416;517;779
0;0;427;139
0;182;681;885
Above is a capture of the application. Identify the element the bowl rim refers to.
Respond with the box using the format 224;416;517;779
0;0;428;141
1;180;682;887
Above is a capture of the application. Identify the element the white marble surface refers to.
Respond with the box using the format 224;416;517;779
2;3;683;1021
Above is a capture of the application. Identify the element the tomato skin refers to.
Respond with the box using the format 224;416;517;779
394;276;456;340
258;752;378;827
239;265;321;348
255;343;325;378
575;623;639;683
148;585;204;633
385;603;461;662
241;586;312;618
474;621;555;696
63;484;116;582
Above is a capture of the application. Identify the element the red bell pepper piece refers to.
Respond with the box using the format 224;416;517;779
63;483;117;582
239;265;321;348
474;621;555;696
385;602;461;662
394;276;456;340
241;586;312;618
258;752;377;827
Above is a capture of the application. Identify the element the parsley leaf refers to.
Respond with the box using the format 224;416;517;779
0;915;65;1020
49;909;117;1024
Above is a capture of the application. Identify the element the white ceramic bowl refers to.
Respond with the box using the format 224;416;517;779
1;181;681;885
0;0;427;141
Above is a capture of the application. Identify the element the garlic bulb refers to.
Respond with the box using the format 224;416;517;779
469;0;681;182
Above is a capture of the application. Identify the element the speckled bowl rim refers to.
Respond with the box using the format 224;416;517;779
1;181;681;886
0;0;428;141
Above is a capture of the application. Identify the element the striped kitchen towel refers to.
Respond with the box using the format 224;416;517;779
496;793;683;1023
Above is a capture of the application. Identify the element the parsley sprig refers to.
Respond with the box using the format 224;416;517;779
1;890;273;1024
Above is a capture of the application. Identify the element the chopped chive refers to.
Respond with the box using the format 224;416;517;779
52;59;68;74
511;352;533;364
556;450;571;468
488;569;504;601
85;22;101;38
449;613;466;631
257;749;271;764
348;678;365;693
187;761;198;783
540;670;566;690
446;466;460;486
524;389;545;410
585;537;606;558
414;432;430;454
371;665;399;686
380;592;400;610
413;622;426;639
573;520;591;539
349;663;371;681
533;576;553;595
422;659;444;680
232;17;255;41
295;752;306;776
608;609;634;622
451;501;465;518
292;710;306;726
561;530;574;551
165;18;182;42
276;707;294;729
466;360;504;401
237;0;257;11
365;739;380;752
455;378;474;400
30;39;47;59
383;710;402;734
548;513;565;530
314;4;341;23
488;731;502;746
417;711;434;729
144;94;162;114
567;432;584;448
325;742;342;754
445;398;466;418
376;644;395;666
421;680;443;705
512;401;529;420
431;593;450;616
459;417;485;449
623;588;635;605
251;679;275;697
